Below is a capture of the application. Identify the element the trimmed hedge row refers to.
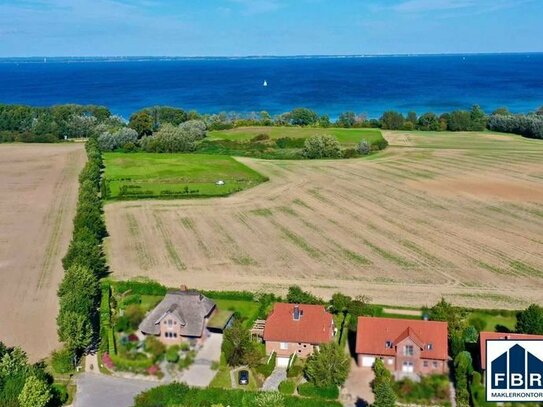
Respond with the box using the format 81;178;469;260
297;383;339;400
110;279;168;296
134;383;342;407
109;354;154;371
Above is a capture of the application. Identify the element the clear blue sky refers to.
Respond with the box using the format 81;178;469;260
0;0;542;57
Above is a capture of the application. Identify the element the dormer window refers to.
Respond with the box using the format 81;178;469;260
385;341;393;349
426;343;433;350
293;305;301;321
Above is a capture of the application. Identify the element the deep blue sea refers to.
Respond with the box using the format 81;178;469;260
0;54;542;119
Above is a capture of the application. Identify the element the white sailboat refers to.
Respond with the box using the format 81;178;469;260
263;80;268;87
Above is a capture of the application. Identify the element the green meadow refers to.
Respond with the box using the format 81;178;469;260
208;126;384;145
103;153;267;200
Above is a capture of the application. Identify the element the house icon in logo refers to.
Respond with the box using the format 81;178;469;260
487;340;543;402
491;344;543;390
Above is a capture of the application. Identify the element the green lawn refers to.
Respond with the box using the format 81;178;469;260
467;310;517;332
209;126;383;145
103;153;267;200
212;298;261;327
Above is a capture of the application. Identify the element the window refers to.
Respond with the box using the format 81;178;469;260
303;344;307;348
168;319;173;326
404;345;414;356
174;333;178;338
423;361;429;367
385;341;393;349
387;358;393;365
433;361;438;368
280;342;288;350
426;343;433;350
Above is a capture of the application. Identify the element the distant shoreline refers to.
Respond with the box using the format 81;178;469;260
1;52;543;63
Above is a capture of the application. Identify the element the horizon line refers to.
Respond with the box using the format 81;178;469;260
1;51;542;60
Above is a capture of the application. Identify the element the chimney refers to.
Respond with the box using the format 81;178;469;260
293;305;301;321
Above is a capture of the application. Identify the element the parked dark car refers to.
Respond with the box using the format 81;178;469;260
238;369;249;385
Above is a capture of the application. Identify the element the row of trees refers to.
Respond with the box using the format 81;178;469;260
487;113;543;139
0;103;118;141
56;137;107;369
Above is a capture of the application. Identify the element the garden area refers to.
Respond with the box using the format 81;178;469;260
102;152;267;200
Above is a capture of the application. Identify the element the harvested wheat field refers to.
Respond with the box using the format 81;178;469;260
105;131;543;309
0;143;85;360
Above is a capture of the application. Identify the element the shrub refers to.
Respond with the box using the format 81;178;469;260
251;134;270;142
98;128;138;151
51;347;74;374
278;379;296;395
178;119;207;140
256;352;276;378
166;346;180;363
356;140;370;155
125;304;145;331
287;364;303;378
144;336;166;361
109;353;153;371
302;135;342;159
275;137;305;149
297;382;339;399
115;316;130;332
342;148;358;158
289;108;318;126
286;285;323;305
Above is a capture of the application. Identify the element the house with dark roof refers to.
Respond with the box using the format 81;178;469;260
263;303;335;367
356;316;449;379
479;331;543;371
139;290;216;345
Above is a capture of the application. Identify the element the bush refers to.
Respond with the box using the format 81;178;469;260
302;135;342;159
275;137;306;149
297;382;339;399
256;352;276;378
51;347;74;374
342;148;358;158
141;122;205;153
380;111;405;130
98;128;138;151
144;336;166;361
125;304;145;331
166;346;180;363
356;140;370;155
278;379;296;395
488;113;543;139
251;134;270;142
287;364;303;378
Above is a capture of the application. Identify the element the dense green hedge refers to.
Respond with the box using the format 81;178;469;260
109;354;153;371
297;383;339;400
279;379;297;395
134;383;342;407
110;279;168;296
202;290;256;301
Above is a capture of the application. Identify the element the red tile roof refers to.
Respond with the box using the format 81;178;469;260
356;316;448;360
263;303;334;344
479;331;543;368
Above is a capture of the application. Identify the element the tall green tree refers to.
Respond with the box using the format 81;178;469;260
516;304;543;334
129;111;153;137
18;375;52;407
57;264;99;316
380;111;405;130
222;320;254;367
289;108;318;126
304;342;350;387
57;311;93;352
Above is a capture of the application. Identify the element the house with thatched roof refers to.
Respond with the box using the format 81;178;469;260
139;289;218;345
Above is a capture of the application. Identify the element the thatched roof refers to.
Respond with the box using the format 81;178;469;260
139;290;215;337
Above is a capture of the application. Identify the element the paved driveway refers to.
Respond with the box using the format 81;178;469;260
182;332;223;387
75;373;158;407
262;367;287;391
341;362;374;407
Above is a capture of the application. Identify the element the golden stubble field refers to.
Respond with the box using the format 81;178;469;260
0;143;85;360
105;132;543;309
